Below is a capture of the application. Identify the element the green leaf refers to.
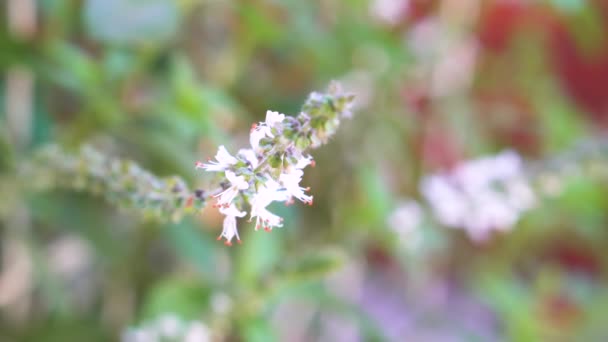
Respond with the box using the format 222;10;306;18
164;220;219;280
278;247;345;283
236;225;282;286
241;317;278;342
141;278;210;321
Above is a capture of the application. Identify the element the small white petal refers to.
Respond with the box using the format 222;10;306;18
198;145;238;172
218;204;245;245
279;169;313;204
216;145;238;165
238;148;259;169
225;171;249;190
249;126;268;150
294;155;313;169
265;110;285;126
219;204;246;218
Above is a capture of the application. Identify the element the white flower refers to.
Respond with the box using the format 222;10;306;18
370;0;407;26
157;314;183;339
121;315;211;342
420;175;467;228
238;148;259;169
184;322;211;342
294;154;315;169
252;205;284;232
249;110;286;150
249;178;287;231
420;150;536;242
250;125;269;151
122;328;158;342
265;110;285;126
195;145;238;172
279;168;313;205
214;171;249;207
217;204;246;246
307;91;325;103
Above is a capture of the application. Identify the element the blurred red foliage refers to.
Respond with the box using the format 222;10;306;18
478;1;528;53
548;20;608;128
476;0;608;127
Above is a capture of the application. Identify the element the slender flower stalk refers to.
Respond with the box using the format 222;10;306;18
23;145;205;222
17;82;354;241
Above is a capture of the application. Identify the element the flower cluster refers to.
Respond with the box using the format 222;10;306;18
420;150;536;242
196;83;354;246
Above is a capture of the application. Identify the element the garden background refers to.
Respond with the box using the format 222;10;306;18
2;0;608;341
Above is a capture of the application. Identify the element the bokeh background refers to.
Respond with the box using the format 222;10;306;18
2;0;608;341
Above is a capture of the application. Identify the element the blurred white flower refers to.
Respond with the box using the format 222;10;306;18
196;145;238;172
157;314;183;339
421;150;536;242
184;322;211;342
388;200;423;235
370;0;408;26
387;200;424;250
122;328;158;342
122;314;210;342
